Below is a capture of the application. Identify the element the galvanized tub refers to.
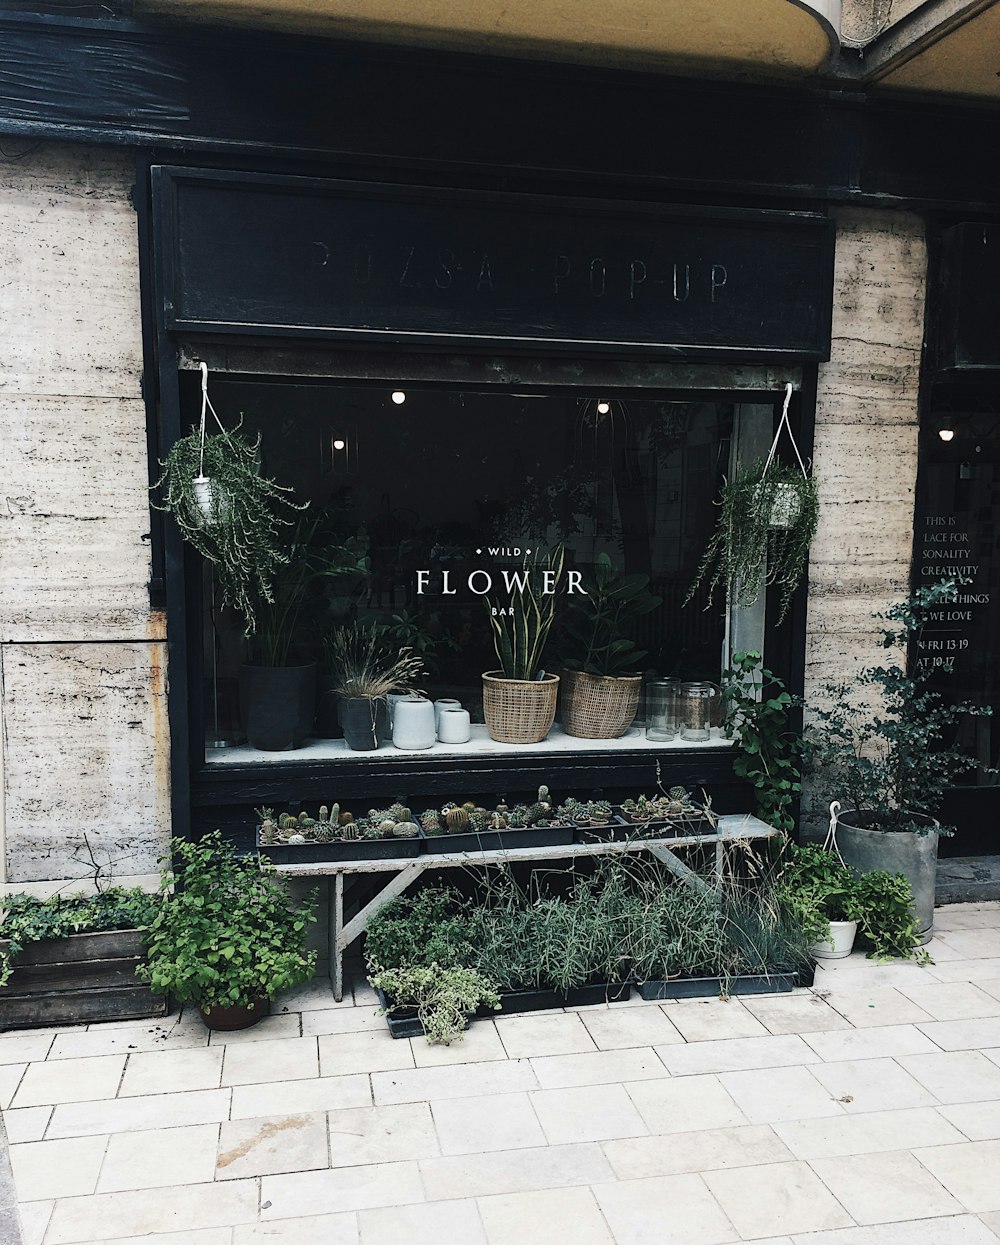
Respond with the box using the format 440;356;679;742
835;809;938;944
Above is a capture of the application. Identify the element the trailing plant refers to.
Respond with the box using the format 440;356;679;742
136;832;317;1012
560;553;661;676
370;963;500;1045
685;458;819;624
326;621;425;699
0;888;161;989
364;887;472;972
852;870;926;961
721;651;803;834
805;580;992;834
487;546;565;680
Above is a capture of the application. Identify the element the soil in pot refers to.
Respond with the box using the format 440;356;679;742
340;697;391;751
239;663;317;751
198;996;270;1031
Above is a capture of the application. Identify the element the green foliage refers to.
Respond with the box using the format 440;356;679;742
0;888;161;989
722;652;803;834
136;833;317;1011
326;621;425;699
805;581;992;833
370;963;500;1045
155;426;305;637
382;611;459;678
487;546;564;681
852;871;926;961
364;888;472;972
561;553;661;676
686;459;819;625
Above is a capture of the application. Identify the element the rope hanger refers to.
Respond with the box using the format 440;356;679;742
762;382;808;479
197;361;227;480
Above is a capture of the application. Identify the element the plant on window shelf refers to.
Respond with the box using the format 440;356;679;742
558;552;661;739
326;621;425;751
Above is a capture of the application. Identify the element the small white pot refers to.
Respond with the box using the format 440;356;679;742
769;481;802;528
191;476;229;527
433;698;462;731
811;919;858;960
437;707;472;744
392;696;436;750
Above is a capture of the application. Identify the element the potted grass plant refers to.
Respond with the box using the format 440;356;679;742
326;621;425;750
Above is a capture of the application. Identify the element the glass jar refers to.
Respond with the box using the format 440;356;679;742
646;678;681;742
679;681;716;742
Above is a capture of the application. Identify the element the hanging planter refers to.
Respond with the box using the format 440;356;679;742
685;384;819;624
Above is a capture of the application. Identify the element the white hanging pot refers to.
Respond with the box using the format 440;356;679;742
769;481;803;529
810;919;858;961
191;476;230;527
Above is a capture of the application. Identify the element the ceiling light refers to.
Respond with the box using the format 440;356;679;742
332;438;346;451
596;400;611;415
938;428;955;442
391;390;406;405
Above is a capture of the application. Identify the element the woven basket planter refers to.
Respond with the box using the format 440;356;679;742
560;670;642;739
482;671;559;744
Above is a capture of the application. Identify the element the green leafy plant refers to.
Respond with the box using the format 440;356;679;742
852;870;926;961
0;888;161;989
686;459;819;624
487;546;565;680
722;651;803;834
136;832;317;1013
326;621;425;698
561;553;661;676
369;963;500;1045
805;580;992;834
364;887;472;972
382;611;459;678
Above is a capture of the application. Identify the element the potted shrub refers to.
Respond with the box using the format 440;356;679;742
482;547;564;744
805;580;992;942
370;963;499;1044
326;622;425;751
559;553;661;739
136;832;317;1030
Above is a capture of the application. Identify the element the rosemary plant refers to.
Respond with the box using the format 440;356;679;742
487;546;564;680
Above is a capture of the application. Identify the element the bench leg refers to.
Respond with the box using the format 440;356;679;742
331;873;344;1001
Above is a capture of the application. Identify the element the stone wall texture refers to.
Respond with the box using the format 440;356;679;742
0;144;170;884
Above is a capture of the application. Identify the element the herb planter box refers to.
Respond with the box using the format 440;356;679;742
375;988;474;1040
257;830;420;864
476;981;631;1015
563;979;633;1006
637;972;799;1001
0;930;167;1029
425;824;575;854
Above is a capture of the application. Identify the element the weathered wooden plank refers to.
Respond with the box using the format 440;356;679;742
2;958;144;995
0;985;167;1030
0;929;145;965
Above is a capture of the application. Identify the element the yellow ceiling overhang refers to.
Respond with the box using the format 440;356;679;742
135;0;841;76
869;1;1000;101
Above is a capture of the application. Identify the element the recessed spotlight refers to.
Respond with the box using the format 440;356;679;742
938;428;955;442
596;400;611;415
391;390;406;405
332;438;346;451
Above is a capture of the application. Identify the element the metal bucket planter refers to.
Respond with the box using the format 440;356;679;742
560;670;642;739
482;671;559;744
239;663;317;751
835;809;938;944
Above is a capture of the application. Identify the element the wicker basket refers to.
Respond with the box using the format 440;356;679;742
482;671;560;744
561;669;642;739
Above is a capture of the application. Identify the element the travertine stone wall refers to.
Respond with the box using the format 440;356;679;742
0;144;170;885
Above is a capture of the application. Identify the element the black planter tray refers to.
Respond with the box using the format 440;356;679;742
375;988;475;1040
564;979;633;1006
577;811;716;842
637;971;799;1000
257;831;421;865
424;824;575;854
476;981;632;1015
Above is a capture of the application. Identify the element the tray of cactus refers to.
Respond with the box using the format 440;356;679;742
604;788;717;840
256;803;422;863
419;787;575;854
557;798;626;840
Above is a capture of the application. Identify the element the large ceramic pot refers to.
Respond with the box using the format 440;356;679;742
835;808;938;944
482;671;559;744
561;670;642;739
239;663;317;752
339;696;390;751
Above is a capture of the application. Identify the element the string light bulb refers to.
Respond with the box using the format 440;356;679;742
391;390;406;405
332;439;346;451
938;428;955;442
596;399;611;415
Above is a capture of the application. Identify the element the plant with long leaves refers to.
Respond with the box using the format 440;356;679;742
326;621;425;699
561;553;661;676
487;546;565;681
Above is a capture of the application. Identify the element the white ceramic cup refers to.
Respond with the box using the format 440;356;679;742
433;698;462;731
437;707;472;744
392;696;436;750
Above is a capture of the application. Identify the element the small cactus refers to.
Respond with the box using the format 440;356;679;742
329;802;340;824
278;813;297;830
388;802;408;821
420;809;441;833
288;833;306;845
315;825;334;843
444;807;470;833
318;804;329;823
338;811;354;825
469;810;491;833
461;801;477;813
394;821;420;838
506;805;529;828
378;818;398;836
424;823;445;837
537;784;551;807
525;801;548;825
259;818;276;846
340;821;360;841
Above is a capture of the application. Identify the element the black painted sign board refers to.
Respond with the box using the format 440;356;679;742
153;167;834;360
938;223;1000;372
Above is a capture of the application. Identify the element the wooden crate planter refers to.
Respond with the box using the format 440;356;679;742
0;930;167;1029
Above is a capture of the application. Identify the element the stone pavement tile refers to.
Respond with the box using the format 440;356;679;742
48;1088;232;1138
431;1091;544;1155
661;997;768;1042
932;930;1000;960
980;1212;1000;1240
822;987;934;1029
811;1150;963;1224
916;1017;1000;1051
371;1059;538;1106
935;905;1000;930
420;1141;614;1200
0;1064;25;1109
98;1122;219;1191
319;1030;415;1077
898;1051;1000;1104
790;1214;1000;1244
233;1213;357;1244
625;1072;748;1134
230;1073;370;1119
46;1021;209;1060
207;1012;301;1045
773;1106;965;1159
924;959;1000;985
274;978;338;1013
579;1005;684;1049
913;1140;1000;1212
216;1112;327;1180
93;1232;234;1245
327;1102;440;1166
530;1083;647;1144
978;980;1000;1004
939;1102;1000;1140
593;1173;739;1245
477;1186;613;1245
302;1006;385;1037
16;1201;52;1245
223;1034;320;1086
359;1198;487;1245
984;1050;1000;1069
656;1034;819;1076
1;1106;51;1143
704;1161;854;1238
0;1032;53;1064
410;1021;507;1067
741;993;852;1035
719;1066;847;1124
802;1024;938;1062
811;957;937;990
44;1178;258;1243
895;982;1000;1020
495;1013;596;1059
604;1123;792;1180
12;1054;124;1107
9;1135;107;1201
806;1057;938;1113
118;1046;224;1096
530;1047;667;1089
353;980;380;1008
261;1160;424;1218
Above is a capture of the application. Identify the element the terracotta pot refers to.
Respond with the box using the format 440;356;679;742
198;996;270;1031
